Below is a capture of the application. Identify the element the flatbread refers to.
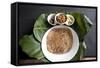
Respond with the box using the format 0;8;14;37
47;28;73;54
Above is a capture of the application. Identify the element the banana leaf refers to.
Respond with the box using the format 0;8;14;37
19;34;49;62
71;41;86;61
70;12;92;41
19;35;48;61
33;14;52;42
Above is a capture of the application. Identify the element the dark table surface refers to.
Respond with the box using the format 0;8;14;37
18;3;97;58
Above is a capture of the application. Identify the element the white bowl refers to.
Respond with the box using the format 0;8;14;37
47;14;56;25
65;14;75;26
41;25;79;62
55;13;67;25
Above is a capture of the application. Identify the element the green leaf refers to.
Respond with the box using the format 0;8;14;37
71;41;86;61
19;35;44;60
33;14;52;42
70;12;92;41
34;28;48;42
69;12;92;61
84;15;93;32
40;58;49;63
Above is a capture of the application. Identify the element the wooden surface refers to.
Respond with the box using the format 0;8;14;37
19;57;96;65
81;57;96;60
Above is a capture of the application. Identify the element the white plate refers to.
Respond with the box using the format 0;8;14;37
41;25;79;62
